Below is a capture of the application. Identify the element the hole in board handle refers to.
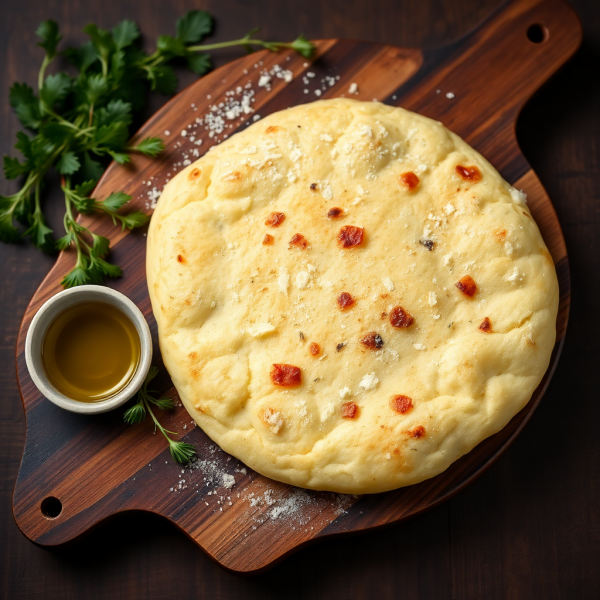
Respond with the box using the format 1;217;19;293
41;496;62;519
527;24;549;44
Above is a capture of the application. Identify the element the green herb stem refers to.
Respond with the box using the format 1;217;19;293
188;38;287;52
37;54;52;91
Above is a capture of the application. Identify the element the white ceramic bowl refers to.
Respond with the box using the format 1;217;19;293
25;285;152;414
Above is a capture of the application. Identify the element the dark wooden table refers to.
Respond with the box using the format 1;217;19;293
1;1;598;598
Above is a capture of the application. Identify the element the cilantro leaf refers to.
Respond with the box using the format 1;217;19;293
84;73;109;105
36;20;62;58
95;99;132;127
90;233;110;257
56;151;81;175
9;83;42;130
13;194;33;226
157;35;187;57
40;122;74;146
55;231;75;250
14;104;43;131
100;207;150;231
176;10;213;44
132;137;164;157
93;122;129;150
64;41;98;72
84;264;107;285
9;82;38;111
61;264;91;288
40;73;72;110
25;211;54;252
111;77;148;112
83;23;114;61
92;256;123;278
74;180;97;197
27;135;56;169
70;192;95;213
4;156;30;180
108;151;131;165
290;34;315;58
117;210;150;230
146;65;178;95
80;152;104;182
186;52;211;75
112;20;139;49
14;131;33;161
110;50;126;84
101;191;131;211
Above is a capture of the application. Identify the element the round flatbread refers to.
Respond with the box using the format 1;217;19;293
147;99;558;494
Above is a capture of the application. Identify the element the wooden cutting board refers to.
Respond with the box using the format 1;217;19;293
13;0;580;574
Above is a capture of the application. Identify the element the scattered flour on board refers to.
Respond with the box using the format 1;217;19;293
165;439;358;532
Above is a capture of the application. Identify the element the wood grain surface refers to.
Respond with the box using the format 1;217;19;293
2;0;599;597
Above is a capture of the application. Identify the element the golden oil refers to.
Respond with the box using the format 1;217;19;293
42;302;140;402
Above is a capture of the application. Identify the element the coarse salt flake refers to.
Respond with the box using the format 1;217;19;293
382;277;395;292
509;187;527;204
359;372;379;392
506;267;522;283
320;401;336;422
278;268;290;294
258;73;272;88
339;387;352;399
263;409;283;434
248;323;276;338
321;182;333;200
222;474;235;489
295;271;311;289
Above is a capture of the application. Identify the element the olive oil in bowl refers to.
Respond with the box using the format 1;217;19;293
42;302;141;402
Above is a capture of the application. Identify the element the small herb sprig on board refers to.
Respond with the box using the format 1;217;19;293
124;366;196;464
1;12;315;288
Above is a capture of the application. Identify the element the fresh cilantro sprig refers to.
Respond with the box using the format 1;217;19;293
124;366;196;464
1;12;315;287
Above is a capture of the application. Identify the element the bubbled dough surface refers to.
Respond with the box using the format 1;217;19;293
147;99;558;494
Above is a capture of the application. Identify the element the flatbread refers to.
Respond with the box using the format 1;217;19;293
147;99;558;494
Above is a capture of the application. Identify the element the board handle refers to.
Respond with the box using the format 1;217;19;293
398;0;582;177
